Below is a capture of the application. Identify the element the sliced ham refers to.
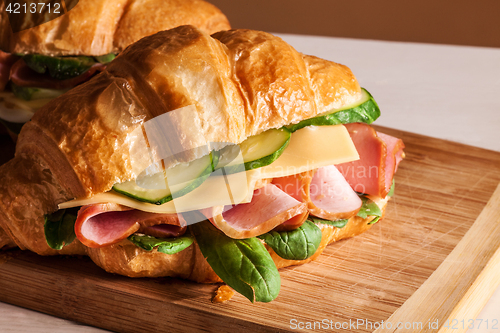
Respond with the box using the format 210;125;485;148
273;210;309;232
202;183;307;239
377;131;405;193
10;59;106;90
75;203;186;248
139;224;186;238
310;166;363;217
273;165;362;221
336;123;404;197
336;123;385;196
0;50;19;91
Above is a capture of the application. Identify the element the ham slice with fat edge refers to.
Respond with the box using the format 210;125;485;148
75;203;186;248
377;131;405;194
336;123;404;197
272;165;362;221
202;183;308;238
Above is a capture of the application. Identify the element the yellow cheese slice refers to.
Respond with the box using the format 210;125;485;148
59;124;359;213
59;169;261;214
259;125;358;178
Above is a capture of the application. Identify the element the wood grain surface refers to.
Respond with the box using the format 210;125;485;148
0;125;499;333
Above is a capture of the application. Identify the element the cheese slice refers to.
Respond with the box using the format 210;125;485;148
59;124;359;213
259;125;358;178
59;169;261;214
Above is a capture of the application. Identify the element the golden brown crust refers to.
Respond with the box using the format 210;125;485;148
0;154;87;255
26;72;148;196
1;0;230;56
3;0;129;56
86;200;388;282
87;238;221;283
112;0;230;53
213;29;318;136
214;29;361;134
303;55;362;114
105;25;247;168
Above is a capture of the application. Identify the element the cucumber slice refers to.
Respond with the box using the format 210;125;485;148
22;54;96;80
286;88;380;132
113;152;218;205
11;83;68;101
218;128;291;173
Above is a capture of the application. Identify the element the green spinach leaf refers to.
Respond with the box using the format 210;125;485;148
309;217;349;228
128;233;194;255
357;196;382;219
388;179;395;197
190;220;281;303
257;221;322;260
285;89;380;132
44;209;77;250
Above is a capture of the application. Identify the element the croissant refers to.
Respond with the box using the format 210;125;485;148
0;0;230;55
0;26;399;294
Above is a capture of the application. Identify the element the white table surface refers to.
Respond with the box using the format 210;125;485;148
1;34;500;332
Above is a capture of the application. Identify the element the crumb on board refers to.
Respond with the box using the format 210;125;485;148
212;285;235;303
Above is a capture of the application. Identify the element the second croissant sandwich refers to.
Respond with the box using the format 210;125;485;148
0;25;404;302
0;0;230;138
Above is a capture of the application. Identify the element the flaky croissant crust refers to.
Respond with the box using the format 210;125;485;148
0;0;231;56
0;26;363;282
87;206;386;282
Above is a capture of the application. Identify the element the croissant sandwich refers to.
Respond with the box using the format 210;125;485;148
0;25;404;303
0;0;230;138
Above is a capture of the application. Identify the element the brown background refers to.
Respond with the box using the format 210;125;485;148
209;0;500;48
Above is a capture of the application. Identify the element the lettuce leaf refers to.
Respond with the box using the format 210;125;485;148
190;220;280;303
44;209;77;250
128;233;194;255
258;221;322;260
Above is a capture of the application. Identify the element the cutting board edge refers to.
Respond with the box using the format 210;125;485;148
374;182;500;333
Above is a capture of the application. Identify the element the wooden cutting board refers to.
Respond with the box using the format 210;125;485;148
1;126;500;333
